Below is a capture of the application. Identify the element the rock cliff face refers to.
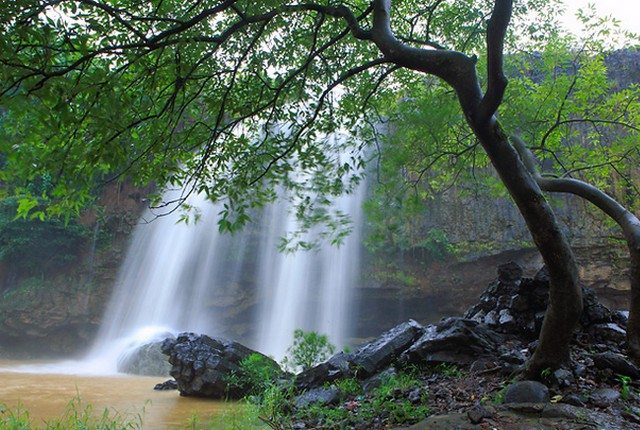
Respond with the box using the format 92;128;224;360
0;182;148;356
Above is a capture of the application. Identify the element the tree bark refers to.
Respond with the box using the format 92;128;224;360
513;136;640;360
469;123;582;377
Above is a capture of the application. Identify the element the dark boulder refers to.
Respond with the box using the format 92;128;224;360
589;388;620;408
465;264;549;339
295;320;423;390
295;352;352;391
465;264;620;341
590;323;627;344
161;332;280;399
467;403;494;424
350;319;424;377
503;381;550;404
593;351;640;378
362;367;397;393
294;387;340;408
154;379;178;390
581;288;614;326
401;318;504;366
497;261;523;284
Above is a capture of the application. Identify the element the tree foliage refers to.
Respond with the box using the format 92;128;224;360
1;0;560;230
364;12;639;253
0;197;89;276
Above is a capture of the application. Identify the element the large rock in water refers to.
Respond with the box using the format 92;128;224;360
161;332;280;399
118;339;173;376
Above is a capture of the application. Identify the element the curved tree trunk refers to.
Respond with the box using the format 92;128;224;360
469;123;582;377
368;0;583;376
513;135;640;360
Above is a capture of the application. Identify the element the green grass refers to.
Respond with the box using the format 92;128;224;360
0;397;144;430
185;403;263;430
298;371;430;429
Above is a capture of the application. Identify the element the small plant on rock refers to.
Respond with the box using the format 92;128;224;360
282;329;336;372
619;374;633;401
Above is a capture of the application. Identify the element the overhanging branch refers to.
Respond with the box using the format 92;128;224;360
477;0;512;124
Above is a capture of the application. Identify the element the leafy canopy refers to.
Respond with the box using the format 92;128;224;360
1;0;562;232
364;10;639;252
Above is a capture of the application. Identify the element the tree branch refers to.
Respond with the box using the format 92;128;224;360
512;134;640;239
477;0;512;124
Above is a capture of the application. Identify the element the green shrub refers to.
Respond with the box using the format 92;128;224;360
226;353;282;398
283;329;336;372
298;371;429;428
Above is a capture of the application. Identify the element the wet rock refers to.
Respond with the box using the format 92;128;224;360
484;310;498;325
590;388;620;408
400;403;635;430
581;288;614;326
349;319;424;377
154;379;178;390
161;332;280;399
500;349;526;365
498;261;523;284
504;381;549;404
573;363;587;378
407;388;423;404
401;318;504;366
504;402;545;413
498;309;515;328
295;352;352;391
117;337;173;376
591;323;627;343
622;410;640;425
466;403;493;424
613;310;630;325
296;320;423;390
469;358;497;373
561;393;585;407
464;264;549;339
551;368;574;388
294;387;340;408
362;367;397;393
593;351;640;378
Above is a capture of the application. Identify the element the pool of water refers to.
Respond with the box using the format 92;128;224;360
0;360;233;429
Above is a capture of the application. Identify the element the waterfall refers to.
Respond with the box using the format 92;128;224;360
255;183;365;360
78;170;365;372
81;192;252;373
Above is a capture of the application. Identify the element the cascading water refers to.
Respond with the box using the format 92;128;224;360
255;183;365;359
25;163;366;374
82;191;253;373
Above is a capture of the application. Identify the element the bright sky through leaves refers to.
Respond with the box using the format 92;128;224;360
561;0;640;41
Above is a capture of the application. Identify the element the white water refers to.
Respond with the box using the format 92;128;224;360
255;184;365;358
90;180;365;364
7;164;365;375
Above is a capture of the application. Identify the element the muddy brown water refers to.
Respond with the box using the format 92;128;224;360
0;361;234;429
